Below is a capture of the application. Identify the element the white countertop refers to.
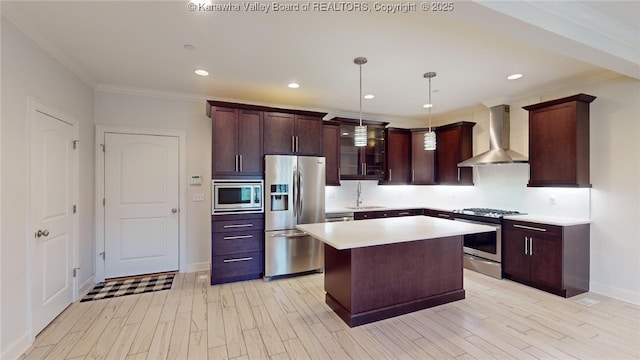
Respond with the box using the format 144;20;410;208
325;205;454;214
503;214;591;226
297;215;496;250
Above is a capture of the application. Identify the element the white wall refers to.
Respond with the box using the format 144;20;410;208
94;90;212;272
328;74;640;304
1;18;95;358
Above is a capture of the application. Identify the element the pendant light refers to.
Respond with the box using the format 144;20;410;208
354;57;368;147
423;72;437;151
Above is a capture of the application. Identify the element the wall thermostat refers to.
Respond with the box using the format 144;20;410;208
190;175;202;185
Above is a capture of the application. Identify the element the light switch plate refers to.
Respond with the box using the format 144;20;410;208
192;193;205;201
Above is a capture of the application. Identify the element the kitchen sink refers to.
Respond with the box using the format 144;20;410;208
345;206;384;210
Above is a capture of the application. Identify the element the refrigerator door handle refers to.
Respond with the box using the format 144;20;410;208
297;169;303;217
292;168;296;218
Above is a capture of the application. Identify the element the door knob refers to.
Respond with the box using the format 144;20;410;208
35;229;49;238
171;208;178;214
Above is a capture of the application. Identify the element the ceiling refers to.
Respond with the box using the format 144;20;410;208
3;1;639;122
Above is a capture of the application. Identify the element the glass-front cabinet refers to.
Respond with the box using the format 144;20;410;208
337;119;387;180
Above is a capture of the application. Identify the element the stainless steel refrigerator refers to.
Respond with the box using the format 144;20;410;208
264;155;325;278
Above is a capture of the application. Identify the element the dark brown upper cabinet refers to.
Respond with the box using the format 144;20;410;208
322;121;341;186
210;106;263;178
523;94;596;187
336;118;388;180
381;128;411;185
436;122;475;185
410;129;437;185
264;112;323;156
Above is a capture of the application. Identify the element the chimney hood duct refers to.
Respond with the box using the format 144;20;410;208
457;104;528;167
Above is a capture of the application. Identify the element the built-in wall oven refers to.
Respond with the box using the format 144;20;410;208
452;208;523;279
212;179;263;214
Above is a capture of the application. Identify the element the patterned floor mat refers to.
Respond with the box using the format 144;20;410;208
80;273;175;302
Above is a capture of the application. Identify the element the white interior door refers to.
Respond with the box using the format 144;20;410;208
31;109;75;336
104;133;179;278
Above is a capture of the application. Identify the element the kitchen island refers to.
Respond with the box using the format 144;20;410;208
296;216;496;327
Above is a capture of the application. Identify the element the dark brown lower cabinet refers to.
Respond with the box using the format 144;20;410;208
502;219;589;297
211;213;264;284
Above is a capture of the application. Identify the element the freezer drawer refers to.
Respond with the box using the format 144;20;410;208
265;230;324;278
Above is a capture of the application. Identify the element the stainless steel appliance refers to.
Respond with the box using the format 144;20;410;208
452;208;524;279
264;155;325;278
212;179;263;215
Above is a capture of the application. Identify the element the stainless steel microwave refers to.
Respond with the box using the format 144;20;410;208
212;179;264;214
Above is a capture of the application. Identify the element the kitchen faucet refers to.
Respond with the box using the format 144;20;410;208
356;181;362;208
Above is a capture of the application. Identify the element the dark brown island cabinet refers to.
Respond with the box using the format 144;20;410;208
263;112;324;156
337;118;387;180
210;106;263;178
523;94;596;187
322;120;341;186
502;219;590;297
381;128;411;184
436;122;475;185
211;213;264;285
410;129;437;185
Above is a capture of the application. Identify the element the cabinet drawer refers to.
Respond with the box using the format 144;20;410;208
504;221;562;237
213;218;264;233
213;230;263;255
212;251;263;279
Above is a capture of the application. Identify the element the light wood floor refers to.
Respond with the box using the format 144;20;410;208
19;269;640;360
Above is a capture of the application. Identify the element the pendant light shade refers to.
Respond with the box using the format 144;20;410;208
354;57;368;147
423;72;437;151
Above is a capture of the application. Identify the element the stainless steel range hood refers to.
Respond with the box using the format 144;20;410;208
458;104;527;167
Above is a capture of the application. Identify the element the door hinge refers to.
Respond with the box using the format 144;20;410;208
72;140;79;149
73;204;77;213
99;252;105;260
73;268;79;277
103;198;105;206
100;144;105;152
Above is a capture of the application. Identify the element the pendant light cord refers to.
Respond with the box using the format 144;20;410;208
428;75;432;132
359;63;363;126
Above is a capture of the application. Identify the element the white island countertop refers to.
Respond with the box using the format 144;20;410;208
296;216;496;250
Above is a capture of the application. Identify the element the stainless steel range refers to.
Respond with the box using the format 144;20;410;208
452;208;524;279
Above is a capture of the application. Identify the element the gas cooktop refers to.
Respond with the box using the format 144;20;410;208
452;208;524;218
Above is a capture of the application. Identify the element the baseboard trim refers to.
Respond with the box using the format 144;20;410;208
183;261;209;273
77;275;95;300
590;281;640;305
1;332;31;360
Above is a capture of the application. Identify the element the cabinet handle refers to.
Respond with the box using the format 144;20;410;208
513;224;547;232
530;237;533;255
223;235;253;240
457;168;461;181
235;154;239;172
412;169;415;182
338;167;341;179
223;224;253;228
524;237;528;255
389;169;392;181
438;214;450;218
398;212;410;216
295;136;299;153
292;136;295;153
239;155;243;172
223;257;253;263
363;163;367;175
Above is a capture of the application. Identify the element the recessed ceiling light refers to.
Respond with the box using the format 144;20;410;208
507;73;523;80
183;44;195;51
423;103;433;109
364;94;374;100
195;69;209;76
288;82;300;89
